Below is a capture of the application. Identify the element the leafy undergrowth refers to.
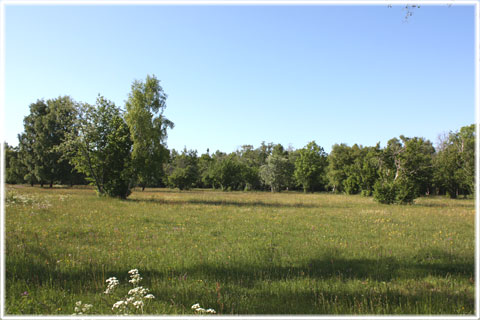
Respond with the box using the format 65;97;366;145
5;186;475;315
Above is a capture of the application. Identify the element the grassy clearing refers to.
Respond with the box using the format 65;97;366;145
4;186;475;315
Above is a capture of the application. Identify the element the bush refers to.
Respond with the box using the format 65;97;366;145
373;179;417;205
167;166;197;190
373;181;397;204
393;179;416;204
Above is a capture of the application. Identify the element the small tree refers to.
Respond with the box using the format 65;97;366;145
374;135;434;204
294;141;328;193
4;143;26;184
211;154;243;191
259;153;292;192
62;96;133;199
165;149;199;190
433;124;475;198
125;75;173;191
17;97;79;187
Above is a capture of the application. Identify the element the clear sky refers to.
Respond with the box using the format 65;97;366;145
3;3;476;154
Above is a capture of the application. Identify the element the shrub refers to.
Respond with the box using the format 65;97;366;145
373;179;417;204
373;181;397;204
393;179;416;204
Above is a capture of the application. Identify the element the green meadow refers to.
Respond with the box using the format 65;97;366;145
4;186;475;315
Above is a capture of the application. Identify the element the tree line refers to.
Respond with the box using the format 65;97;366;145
4;75;475;204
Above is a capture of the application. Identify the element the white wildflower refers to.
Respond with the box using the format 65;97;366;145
112;300;125;309
191;303;201;310
128;286;148;296
192;303;216;315
82;304;93;313
73;301;93;315
104;277;119;294
129;273;143;286
105;269;154;314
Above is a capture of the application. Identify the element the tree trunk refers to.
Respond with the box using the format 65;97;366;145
142;185;145;191
50;181;53;188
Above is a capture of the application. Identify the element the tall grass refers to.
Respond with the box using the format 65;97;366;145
5;186;475;315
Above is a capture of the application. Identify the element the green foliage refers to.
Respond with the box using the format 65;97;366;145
211;154;243;191
260;153;293;192
343;175;360;195
165;149;199;190
393;178;417;204
125;75;173;190
294;141;328;192
197;151;215;188
374;136;435;204
62;96;133;199
327;144;353;193
434;124;475;198
373;180;397;204
373;179;417;205
17;97;79;187
4;143;26;184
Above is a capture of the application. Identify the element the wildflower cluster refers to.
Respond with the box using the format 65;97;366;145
73;301;93;315
191;303;216;314
111;269;155;315
104;277;119;294
128;269;142;286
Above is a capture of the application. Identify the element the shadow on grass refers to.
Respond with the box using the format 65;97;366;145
6;246;474;315
7;245;473;288
127;197;320;209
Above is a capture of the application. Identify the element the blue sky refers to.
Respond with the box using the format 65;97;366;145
3;3;475;154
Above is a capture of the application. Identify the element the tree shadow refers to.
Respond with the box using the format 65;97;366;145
127;197;319;209
7;245;473;289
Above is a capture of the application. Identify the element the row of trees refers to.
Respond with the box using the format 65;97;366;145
160;126;474;204
164;141;329;193
3;75;475;203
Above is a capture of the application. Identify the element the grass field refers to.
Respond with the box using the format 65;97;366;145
4;185;475;315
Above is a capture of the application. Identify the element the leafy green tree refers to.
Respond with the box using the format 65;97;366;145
197;150;215;188
62;96;133;199
374;135;434;204
17;132;37;186
453;124;475;195
236;145;262;190
358;144;381;196
294;141;328;192
125;75;173;191
434;124;475;198
327;143;354;193
4;143;26;184
18;97;78;187
18;100;48;186
211;153;243;191
165;149;199;190
260;153;293;192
